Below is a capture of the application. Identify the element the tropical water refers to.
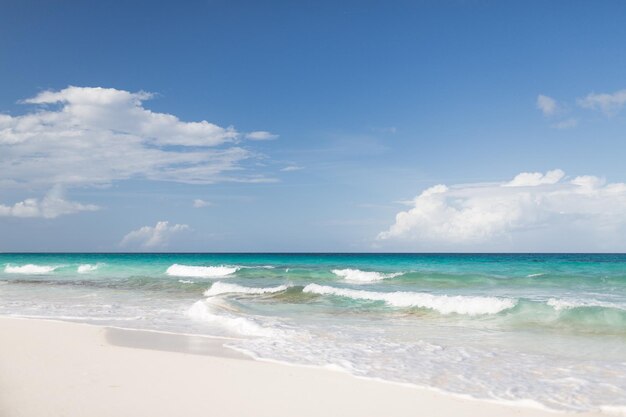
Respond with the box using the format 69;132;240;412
1;253;625;413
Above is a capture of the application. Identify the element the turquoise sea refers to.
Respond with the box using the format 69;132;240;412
1;253;625;412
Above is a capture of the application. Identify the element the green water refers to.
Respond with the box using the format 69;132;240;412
1;253;625;411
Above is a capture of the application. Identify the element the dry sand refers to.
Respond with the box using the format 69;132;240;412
0;317;604;417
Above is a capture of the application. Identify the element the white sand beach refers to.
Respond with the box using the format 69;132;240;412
0;317;605;417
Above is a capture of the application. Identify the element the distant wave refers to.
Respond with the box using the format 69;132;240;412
4;264;58;274
547;298;626;311
239;265;275;269
526;273;545;278
77;263;102;273
166;264;239;278
303;284;517;315
331;268;404;283
187;300;279;337
204;282;290;297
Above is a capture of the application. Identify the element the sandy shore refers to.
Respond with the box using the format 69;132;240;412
0;317;604;417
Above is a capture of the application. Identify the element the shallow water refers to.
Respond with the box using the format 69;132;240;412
1;253;625;412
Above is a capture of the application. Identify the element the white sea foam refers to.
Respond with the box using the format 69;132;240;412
4;264;58;274
178;280;194;284
166;264;239;278
187;300;278;337
527;273;545;278
303;284;517;315
204;282;290;297
547;298;626;311
331;268;403;283
600;405;626;416
77;263;101;273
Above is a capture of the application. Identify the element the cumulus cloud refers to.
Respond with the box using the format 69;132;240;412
244;131;278;140
536;94;558;116
0;187;98;219
378;170;626;246
577;89;626;115
0;86;272;188
504;169;565;187
192;199;211;208
120;221;189;249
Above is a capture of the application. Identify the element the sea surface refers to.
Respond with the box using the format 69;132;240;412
1;253;625;413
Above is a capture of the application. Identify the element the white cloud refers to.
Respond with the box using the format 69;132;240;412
551;118;578;129
21;87;237;147
120;221;189;249
0;86;272;188
245;131;278;140
281;165;303;172
378;170;626;246
536;94;558;116
577;89;626;115
192;199;211;208
504;169;564;187
0;187;98;219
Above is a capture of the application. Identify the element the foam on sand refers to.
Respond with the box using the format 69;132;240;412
331;268;403;283
303;284;517;315
4;264;58;274
204;282;290;297
166;264;239;278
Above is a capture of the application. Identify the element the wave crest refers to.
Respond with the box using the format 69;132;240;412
303;284;517;315
187;300;279;337
166;264;239;278
204;282;290;297
331;268;403;283
547;298;626;311
77;264;101;273
4;264;58;274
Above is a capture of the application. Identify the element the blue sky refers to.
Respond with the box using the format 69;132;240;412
1;1;626;252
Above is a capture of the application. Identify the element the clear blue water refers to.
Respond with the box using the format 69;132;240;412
1;253;625;412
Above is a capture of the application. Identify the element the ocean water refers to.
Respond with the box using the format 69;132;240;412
1;253;625;412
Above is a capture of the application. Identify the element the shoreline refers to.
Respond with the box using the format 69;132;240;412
0;317;609;417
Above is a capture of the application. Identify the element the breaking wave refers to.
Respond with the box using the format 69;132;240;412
4;264;58;274
547;298;626;311
303;284;517;315
331;268;404;283
166;264;240;278
204;282;290;297
77;264;101;273
186;300;279;337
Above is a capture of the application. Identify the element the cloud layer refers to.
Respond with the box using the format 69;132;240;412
120;221;190;249
0;187;98;219
0;86;275;188
577;89;626;115
536;87;626;128
379;170;626;247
